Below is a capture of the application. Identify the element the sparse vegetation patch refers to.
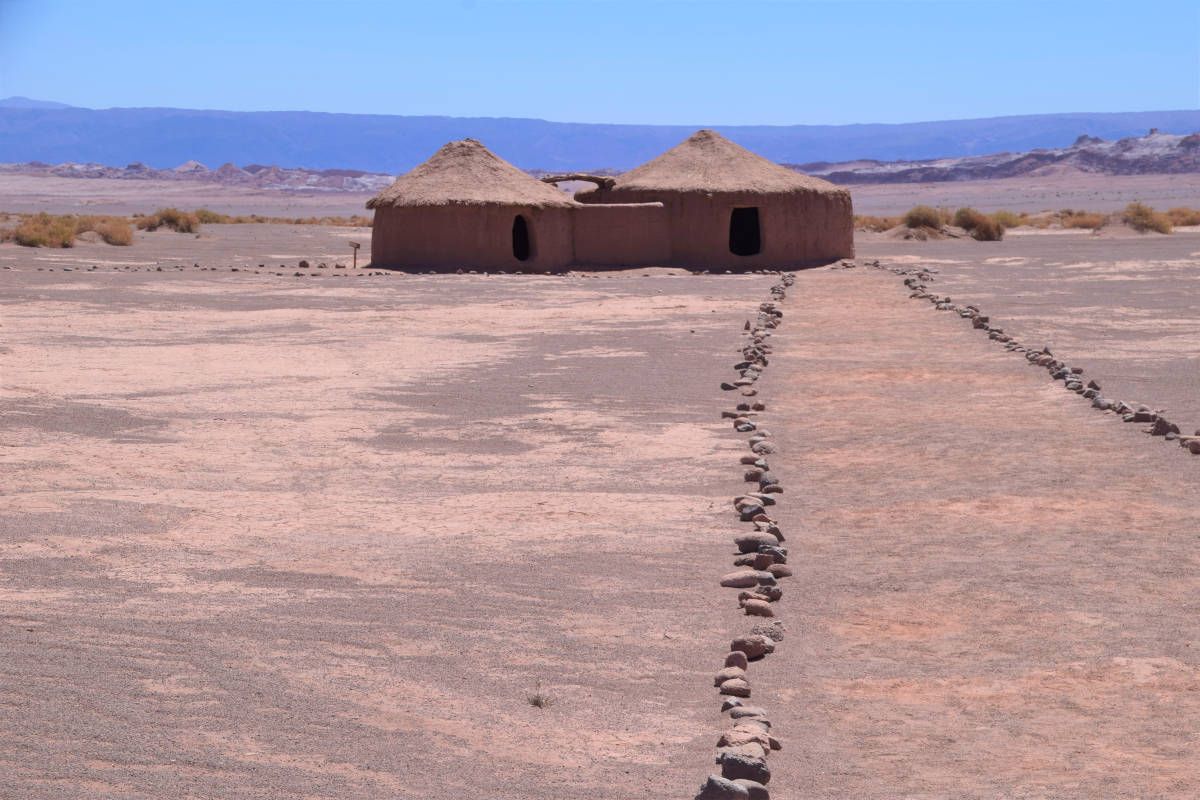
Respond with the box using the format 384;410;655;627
854;214;900;232
136;208;201;233
902;205;949;229
0;212;134;248
1166;207;1200;227
1122;202;1172;234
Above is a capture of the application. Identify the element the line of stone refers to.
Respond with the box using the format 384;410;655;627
855;259;1200;457
693;272;796;800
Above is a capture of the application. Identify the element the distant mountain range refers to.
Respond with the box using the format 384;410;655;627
797;130;1200;183
0;158;394;193
0;98;1197;173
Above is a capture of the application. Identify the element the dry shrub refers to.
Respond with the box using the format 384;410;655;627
76;215;134;245
854;214;900;232
137;207;200;233
6;212;78;247
953;207;987;231
1166;207;1200;227
1020;212;1054;229
970;216;1004;241
1122;202;1172;234
903;205;945;229
194;208;232;224
991;210;1021;229
1061;210;1108;230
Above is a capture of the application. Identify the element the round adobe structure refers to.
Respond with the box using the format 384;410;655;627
367;139;576;272
576;130;854;270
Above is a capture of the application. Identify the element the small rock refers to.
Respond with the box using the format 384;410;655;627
732;779;770;800
730;635;775;659
735;532;780;553
719;678;751;697
724;651;749;670
742;599;774;617
1187;440;1200;455
714;666;747;687
728;705;769;720
766;564;793;578
1150;417;1179;436
694;775;750;800
720;571;761;589
719;753;771;784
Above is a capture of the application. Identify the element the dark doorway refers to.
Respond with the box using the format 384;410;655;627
729;207;761;256
512;215;532;261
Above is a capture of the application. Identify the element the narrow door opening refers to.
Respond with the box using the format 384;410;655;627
512;215;532;261
729;207;761;256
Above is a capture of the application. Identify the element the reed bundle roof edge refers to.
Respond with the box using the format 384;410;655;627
367;139;577;209
604;129;848;195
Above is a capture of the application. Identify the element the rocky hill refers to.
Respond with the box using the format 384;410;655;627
795;130;1200;183
0;159;394;192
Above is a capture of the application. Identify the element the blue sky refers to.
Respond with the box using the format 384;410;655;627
1;0;1197;125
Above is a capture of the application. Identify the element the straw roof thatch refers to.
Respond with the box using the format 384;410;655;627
367;139;577;209
608;129;844;195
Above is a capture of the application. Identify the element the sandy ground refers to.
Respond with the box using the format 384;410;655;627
1;264;776;798
0;224;372;272
857;230;1200;436
3;212;1199;798
849;172;1200;215
0;175;376;217
4;170;1198;219
755;265;1199;798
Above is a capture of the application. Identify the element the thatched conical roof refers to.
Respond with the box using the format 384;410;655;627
610;129;843;195
367;139;576;209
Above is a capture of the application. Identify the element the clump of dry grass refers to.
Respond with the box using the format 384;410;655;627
854;214;900;232
903;205;948;229
1166;207;1200;227
5;213;79;247
1122;202;1172;234
1060;210;1108;230
77;215;134;245
136;208;201;233
951;207;1005;241
526;681;553;709
990;210;1021;229
0;212;134;247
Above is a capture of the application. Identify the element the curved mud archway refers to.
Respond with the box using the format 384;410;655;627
512;214;533;261
729;207;762;256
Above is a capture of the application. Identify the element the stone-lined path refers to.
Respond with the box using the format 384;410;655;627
757;265;1200;798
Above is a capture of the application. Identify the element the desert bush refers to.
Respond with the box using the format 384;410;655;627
1061;211;1108;230
1166;207;1200;227
75;215;134;246
1122;202;1172;234
6;213;79;247
953;207;987;231
137;207;200;233
194;208;232;224
854;214;900;232
1020;212;1054;229
970;216;1005;241
991;210;1021;229
903;205;944;229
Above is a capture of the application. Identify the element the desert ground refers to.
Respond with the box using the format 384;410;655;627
4;169;1199;219
2;175;1199;799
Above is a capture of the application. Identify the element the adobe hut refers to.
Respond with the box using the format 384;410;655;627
367;139;576;271
575;129;853;269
